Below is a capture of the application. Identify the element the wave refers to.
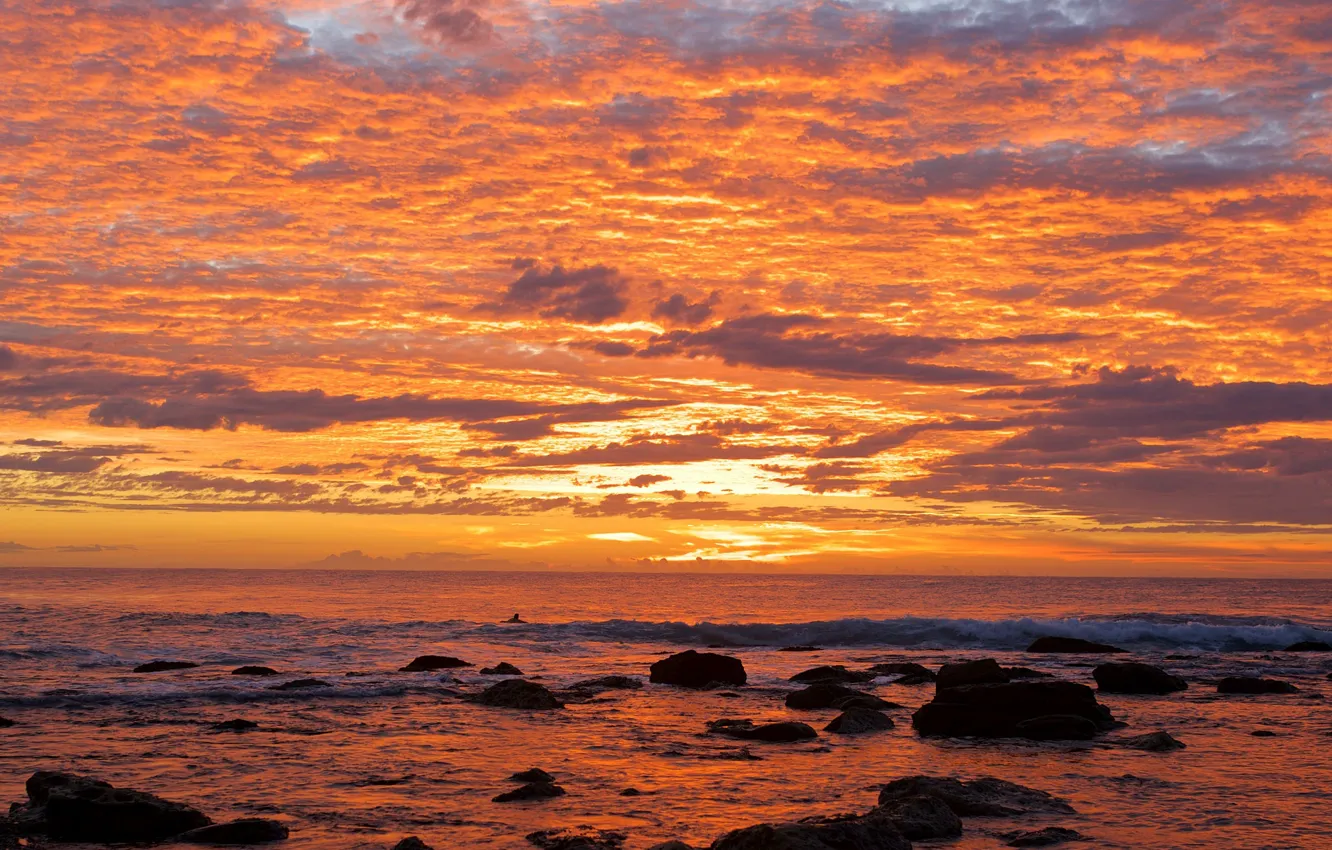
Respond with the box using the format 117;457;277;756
480;614;1332;651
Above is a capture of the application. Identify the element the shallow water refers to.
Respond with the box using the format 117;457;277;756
2;569;1331;848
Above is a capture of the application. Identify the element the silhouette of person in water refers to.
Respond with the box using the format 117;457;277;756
506;613;525;623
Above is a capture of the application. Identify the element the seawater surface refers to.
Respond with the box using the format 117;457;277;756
2;569;1331;849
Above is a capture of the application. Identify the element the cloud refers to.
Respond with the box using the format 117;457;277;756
652;292;718;325
396;0;496;45
507;433;800;466
481;264;629;323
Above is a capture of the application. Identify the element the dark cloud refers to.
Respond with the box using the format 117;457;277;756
272;462;372;476
395;0;494;45
481;264;629;324
0;443;152;474
0;345;16;371
627;473;671;487
652;292;717;325
506;433;800;466
767;461;870;493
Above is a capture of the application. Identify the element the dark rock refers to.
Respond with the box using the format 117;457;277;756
893;673;935;686
1120;731;1185;751
1093;662;1187;694
937;659;1008;690
647;843;694;850
179;818;289;844
832;694;900;711
1027;636;1126;654
913;681;1113;739
230;666;279;677
824;708;895;735
620;788;641;797
267;678;331;691
493;782;566;802
875;794;962;840
526;828;626;849
708;719;818;742
1251;729;1278;737
878;776;1075;816
393;838;433;850
789;665;874;684
212;719;259;731
1285;640;1332;651
867;662;934;680
1016;714;1098;741
1003;667;1053;679
1004;827;1088;847
471;678;563;709
510;768;555;783
16;771;212;842
481;662;524;675
650;650;746;688
710;810;910;850
133;661;199;673
1217;676;1299;694
568;675;642;691
778;646;821;652
785;683;864;710
400;655;472;672
0;716;13;728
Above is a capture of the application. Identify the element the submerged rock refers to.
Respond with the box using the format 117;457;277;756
1217;677;1299;695
1003;826;1088;847
400;655;472;672
878;776;1075;817
0;716;13;728
710;810;910;850
510;768;555;783
471;678;563;709
1027;637;1126;654
1093;662;1187;694
789;665;875;684
823;708;895;735
13;771;212;842
785;683;872;710
833;693;900;711
647;842;695;850
649;650;747;688
179;818;289;844
393;838;433;850
913;681;1113;739
267;678;331;691
936;659;1008;690
133;660;199;673
480;662;524;675
1120;731;1186;751
875;794;962;840
212;719;259;731
526;828;626;849
493;782;566;802
230;666;279;677
708;719;818;742
568;675;643;692
867;662;934;680
1284;641;1332;652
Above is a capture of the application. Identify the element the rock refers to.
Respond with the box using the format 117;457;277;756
481;662;524;675
568;675;643;691
179;818;289;844
510;768;555;782
1015;714;1098;741
893;673;935;686
620;788;641;796
1216;676;1299;694
230;666;279;676
778;646;821;652
133;661;199;673
867;662;934;680
212;719;259;731
824;708;895;735
1251;729;1278;737
875;794;962;840
400;655;472;672
267;678;331;691
1003;667;1053;679
785;683;865;710
913;681;1112;739
15;771;212;842
710;811;910;850
1027;636;1126;653
649;650;746;688
708;719;818;742
0;716;13;728
647;842;694;850
936;659;1008;689
1004;826;1088;847
789;665;875;684
493;782;567;802
526;828;626;849
471;678;563;709
1285;640;1332;651
832;694;900;711
1093;662;1187;694
1121;731;1186;751
393;838;433;850
878;776;1075;816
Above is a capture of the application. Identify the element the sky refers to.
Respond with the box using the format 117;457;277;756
1;0;1331;574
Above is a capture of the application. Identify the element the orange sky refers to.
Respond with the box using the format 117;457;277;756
2;0;1331;574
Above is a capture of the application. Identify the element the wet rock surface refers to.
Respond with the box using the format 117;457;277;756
823;708;895;735
568;675;643;692
650;651;747;688
400;655;472;672
230;666;279;676
510;768;555;783
1217;676;1299;694
9;771;212;843
1093;662;1187;694
493;782;567;802
179;818;289;844
913;681;1113;739
707;719;818;742
1120;731;1186;751
709;810;910;850
212;718;259;731
937;659;1008;689
268;678;331;691
878;776;1076;816
471;678;564;709
785;683;878;710
526;828;626;849
874;794;963;840
789;665;875;684
133;661;199;673
1003;826;1088;847
481;662;524;675
392;838;433;850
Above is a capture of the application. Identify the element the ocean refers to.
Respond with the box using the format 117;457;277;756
3;569;1331;848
